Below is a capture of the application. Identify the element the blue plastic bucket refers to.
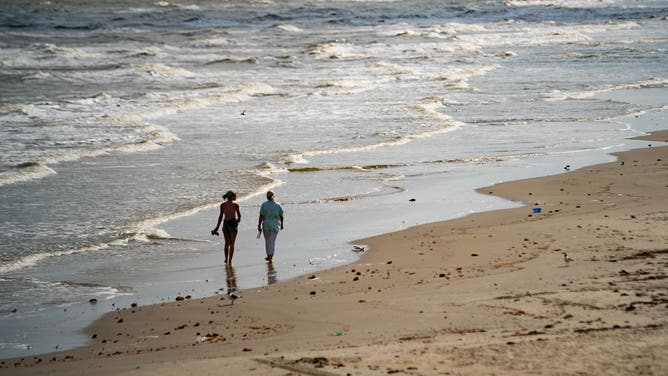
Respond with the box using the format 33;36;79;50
532;208;541;213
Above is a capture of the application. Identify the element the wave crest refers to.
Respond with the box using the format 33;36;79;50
0;163;56;187
134;63;198;78
0;243;110;275
304;40;367;60
271;23;302;32
544;77;668;101
205;57;260;65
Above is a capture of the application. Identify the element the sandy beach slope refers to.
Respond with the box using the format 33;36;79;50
5;131;667;375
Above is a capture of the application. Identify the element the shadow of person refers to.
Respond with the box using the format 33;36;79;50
266;262;277;285
225;264;238;293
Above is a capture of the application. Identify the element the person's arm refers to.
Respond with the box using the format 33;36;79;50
279;205;284;230
280;215;284;230
257;214;264;232
212;204;223;235
235;203;241;222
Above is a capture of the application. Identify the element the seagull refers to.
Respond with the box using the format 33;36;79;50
352;245;366;253
563;252;574;266
564;165;571;172
240;109;246;116
227;291;240;305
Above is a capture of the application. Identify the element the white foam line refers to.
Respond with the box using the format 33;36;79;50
548;143;626;155
0;243;110;275
545;77;668;102
0;124;181;187
605;105;668;122
286;124;461;164
0;164;56;187
272;23;302;32
109;82;277;123
282;97;464;164
506;0;617;9
0;343;31;351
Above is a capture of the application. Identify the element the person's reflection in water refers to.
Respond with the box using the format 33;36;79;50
266;262;277;285
225;264;238;293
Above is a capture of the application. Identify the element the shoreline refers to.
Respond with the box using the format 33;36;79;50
2;88;663;360
3;131;667;375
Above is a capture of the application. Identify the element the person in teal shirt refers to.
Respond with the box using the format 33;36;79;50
257;191;284;263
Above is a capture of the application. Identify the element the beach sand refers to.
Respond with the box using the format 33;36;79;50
4;131;667;375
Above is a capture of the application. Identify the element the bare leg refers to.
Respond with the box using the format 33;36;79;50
228;231;237;265
223;231;232;265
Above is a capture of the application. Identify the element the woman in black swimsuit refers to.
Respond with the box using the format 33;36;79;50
212;190;241;265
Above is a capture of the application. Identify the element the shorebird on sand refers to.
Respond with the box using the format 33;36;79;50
228;291;240;305
352;245;366;253
563;252;574;266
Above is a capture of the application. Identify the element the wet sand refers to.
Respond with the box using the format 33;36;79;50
4;131;667;375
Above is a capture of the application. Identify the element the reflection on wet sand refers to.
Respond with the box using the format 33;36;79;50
225;264;237;293
267;262;277;285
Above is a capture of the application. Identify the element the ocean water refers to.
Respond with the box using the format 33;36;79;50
1;0;667;358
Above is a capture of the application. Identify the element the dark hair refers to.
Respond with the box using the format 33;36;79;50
266;191;275;200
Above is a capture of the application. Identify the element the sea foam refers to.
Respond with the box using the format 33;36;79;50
0;163;57;187
271;23;302;32
0;243;110;275
544;77;668;101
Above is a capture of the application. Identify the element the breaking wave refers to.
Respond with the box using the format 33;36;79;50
432;64;499;91
271;23;302;32
0;163;57;187
544;77;668;101
0;124;180;187
279;96;463;165
132;63;198;78
205;57;261;65
304;40;368;60
0;243;111;275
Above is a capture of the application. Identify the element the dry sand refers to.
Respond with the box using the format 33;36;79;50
4;131;667;375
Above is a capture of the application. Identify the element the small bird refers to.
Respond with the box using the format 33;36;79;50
227;291;240;305
240;109;246;116
563;252;574;266
352;245;366;253
564;165;571;171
